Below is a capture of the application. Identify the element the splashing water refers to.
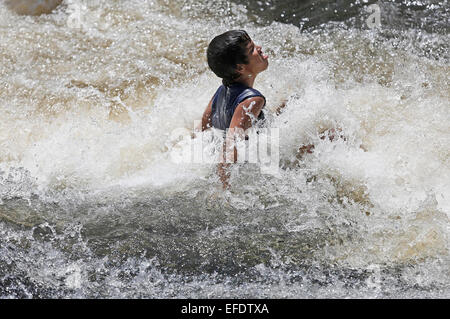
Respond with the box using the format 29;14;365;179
0;0;449;298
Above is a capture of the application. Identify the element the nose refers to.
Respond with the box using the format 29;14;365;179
256;45;263;55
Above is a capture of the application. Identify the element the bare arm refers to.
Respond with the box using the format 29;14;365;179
191;97;213;139
275;100;287;115
218;96;265;189
201;98;213;131
296;128;347;158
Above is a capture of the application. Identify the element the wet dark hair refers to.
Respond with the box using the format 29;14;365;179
207;30;251;86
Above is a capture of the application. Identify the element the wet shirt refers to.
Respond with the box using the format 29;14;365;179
210;83;265;130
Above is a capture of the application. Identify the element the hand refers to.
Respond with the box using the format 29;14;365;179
319;128;346;142
275;99;288;115
297;144;315;158
297;128;347;159
191;123;204;139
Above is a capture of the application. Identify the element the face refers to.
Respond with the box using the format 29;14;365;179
240;40;269;76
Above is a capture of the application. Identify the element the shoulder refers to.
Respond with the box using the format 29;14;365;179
247;87;264;96
229;96;265;129
237;96;265;109
237;88;265;106
234;96;265;118
238;86;264;97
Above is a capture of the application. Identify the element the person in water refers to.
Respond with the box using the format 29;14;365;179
200;30;342;189
199;30;268;188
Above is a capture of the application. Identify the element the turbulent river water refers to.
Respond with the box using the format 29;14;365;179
0;0;449;298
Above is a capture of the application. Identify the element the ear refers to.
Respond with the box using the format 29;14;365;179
236;64;245;74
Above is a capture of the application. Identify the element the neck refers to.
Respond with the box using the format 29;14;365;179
235;74;256;88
